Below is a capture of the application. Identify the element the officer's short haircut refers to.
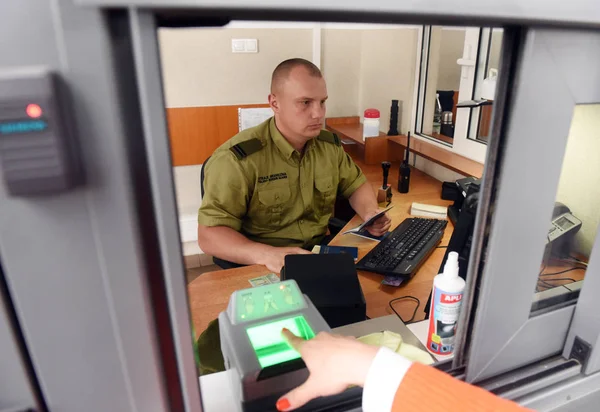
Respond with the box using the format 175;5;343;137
271;58;322;92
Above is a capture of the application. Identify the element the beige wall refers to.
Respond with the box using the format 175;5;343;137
487;29;503;75
437;29;465;91
422;27;465;135
359;28;419;135
422;27;442;135
158;28;312;108
321;29;362;117
556;104;600;257
159;26;418;133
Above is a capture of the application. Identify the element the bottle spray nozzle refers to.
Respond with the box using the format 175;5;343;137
443;251;460;278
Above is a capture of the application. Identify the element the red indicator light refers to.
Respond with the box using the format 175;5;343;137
26;104;43;118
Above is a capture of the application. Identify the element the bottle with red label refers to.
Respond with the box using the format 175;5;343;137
426;251;465;356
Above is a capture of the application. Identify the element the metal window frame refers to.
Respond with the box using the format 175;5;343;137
0;2;189;411
466;27;492;144
464;28;600;383
0;263;40;411
563;208;600;375
75;0;600;29
414;25;432;140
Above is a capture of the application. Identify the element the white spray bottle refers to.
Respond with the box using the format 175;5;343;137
426;251;465;356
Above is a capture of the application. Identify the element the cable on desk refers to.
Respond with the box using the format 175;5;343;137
568;255;588;266
537;275;553;292
541;277;576;282
537;277;577;291
436;245;448;249
537;278;558;290
550;256;588;268
389;296;420;324
540;267;586;277
538;263;547;277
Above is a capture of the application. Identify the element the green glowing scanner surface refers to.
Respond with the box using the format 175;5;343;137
246;315;315;368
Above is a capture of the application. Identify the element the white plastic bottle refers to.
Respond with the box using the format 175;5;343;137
362;108;381;140
426;251;465;356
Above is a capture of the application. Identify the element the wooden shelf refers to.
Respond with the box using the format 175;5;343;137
326;116;394;165
388;135;484;178
326;118;387;145
326;116;483;177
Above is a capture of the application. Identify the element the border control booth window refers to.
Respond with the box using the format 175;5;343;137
156;17;495;411
157;18;464;411
124;11;600;412
3;2;600;412
153;18;600;412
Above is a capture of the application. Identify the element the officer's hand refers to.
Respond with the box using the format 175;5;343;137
275;329;379;411
261;247;311;273
364;211;392;237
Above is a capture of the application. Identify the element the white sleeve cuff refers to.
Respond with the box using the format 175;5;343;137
362;347;412;412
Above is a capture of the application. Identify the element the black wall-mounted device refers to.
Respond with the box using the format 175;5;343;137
0;68;82;196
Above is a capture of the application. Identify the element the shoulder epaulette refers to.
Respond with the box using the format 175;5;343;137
229;138;264;160
317;130;341;146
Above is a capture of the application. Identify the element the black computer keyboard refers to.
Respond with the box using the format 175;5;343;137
356;218;448;278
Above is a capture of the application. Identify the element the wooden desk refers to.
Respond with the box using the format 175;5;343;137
325;117;402;165
188;163;453;336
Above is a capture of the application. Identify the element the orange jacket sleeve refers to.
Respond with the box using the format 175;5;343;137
391;363;532;412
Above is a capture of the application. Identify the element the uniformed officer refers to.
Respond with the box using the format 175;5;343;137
198;58;391;272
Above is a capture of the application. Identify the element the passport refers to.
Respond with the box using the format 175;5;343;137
311;245;358;262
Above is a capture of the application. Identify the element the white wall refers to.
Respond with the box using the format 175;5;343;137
359;28;419;135
172;165;203;256
321;29;362;117
158;27;313;108
437;29;465;91
556;104;600;258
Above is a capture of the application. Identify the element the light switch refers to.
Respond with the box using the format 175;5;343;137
232;39;258;53
231;39;246;53
245;39;258;53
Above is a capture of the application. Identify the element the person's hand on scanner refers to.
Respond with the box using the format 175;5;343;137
364;210;392;237
275;329;378;411
259;247;311;273
276;330;532;412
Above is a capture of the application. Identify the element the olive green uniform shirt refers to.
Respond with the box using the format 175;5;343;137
198;118;367;248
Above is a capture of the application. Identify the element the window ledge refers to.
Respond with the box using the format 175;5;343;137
388;135;484;178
